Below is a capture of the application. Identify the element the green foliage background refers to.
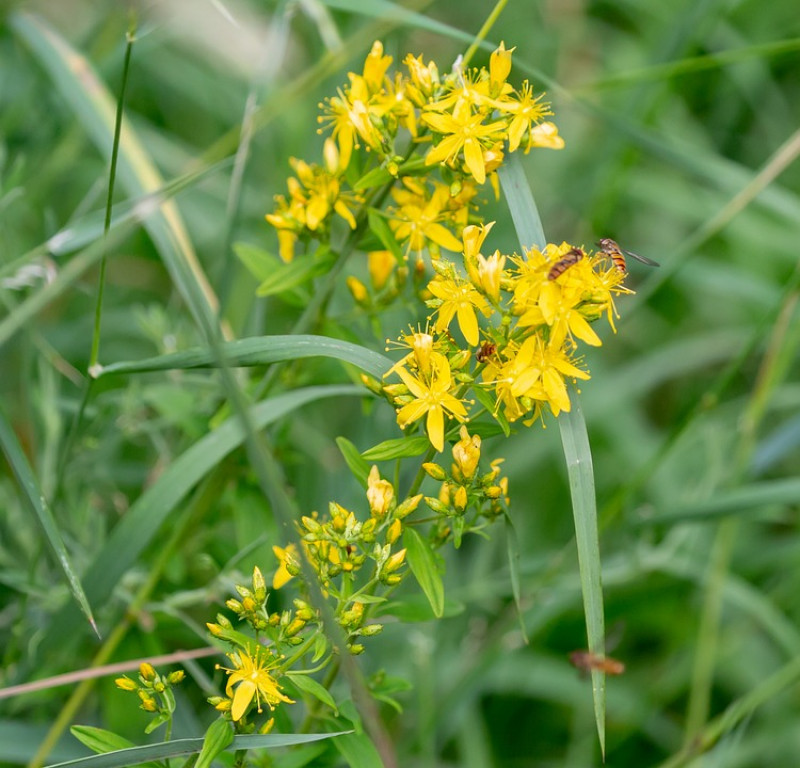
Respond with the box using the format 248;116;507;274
2;0;800;766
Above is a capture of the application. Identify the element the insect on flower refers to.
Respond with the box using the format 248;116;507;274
568;650;625;676
476;341;497;363
547;247;584;281
597;237;659;273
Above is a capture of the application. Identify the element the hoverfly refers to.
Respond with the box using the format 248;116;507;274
597;237;659;273
547;247;585;281
476;341;497;364
569;650;625;676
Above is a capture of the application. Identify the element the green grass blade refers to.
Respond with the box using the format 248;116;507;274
44;732;351;768
497;156;546;248
95;335;395;380
558;396;606;756
11;12;229;343
37;385;362;654
0;409;98;637
500;156;606;755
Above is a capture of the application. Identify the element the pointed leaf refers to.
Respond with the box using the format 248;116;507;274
403;527;444;618
95;335;394;381
336;437;371;488
361;436;430;461
286;673;339;715
195;718;234;768
0;409;97;635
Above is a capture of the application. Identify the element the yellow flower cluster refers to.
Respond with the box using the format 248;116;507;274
266;40;562;271
384;225;629;449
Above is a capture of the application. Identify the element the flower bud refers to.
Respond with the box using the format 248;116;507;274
285;618;306;637
394;493;423;519
252;566;267;602
348;643;366;655
383;548;406;574
167;670;185;685
425;496;450;515
422;462;447;481
454;485;468;511
139;663;156;681
226;599;243;614
115;676;137;692
385;518;402;545
452;425;481;481
360;623;384;637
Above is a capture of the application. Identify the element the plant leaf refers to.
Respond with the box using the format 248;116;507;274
403;527;444;618
558;395;606;757
195;718;234;768
286;673;340;715
0;409;97;636
361;436;430;460
336;437;371;488
95;335;394;381
44;732;352;768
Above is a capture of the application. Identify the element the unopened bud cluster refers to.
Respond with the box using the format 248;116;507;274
115;662;184;719
421;425;509;546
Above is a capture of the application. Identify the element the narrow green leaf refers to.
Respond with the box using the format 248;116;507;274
558;395;606;756
69;727;135;756
366;209;404;262
0;409;97;636
403;527;445;618
472;386;510;436
333;731;384;768
44;732;352;768
500;157;606;755
256;250;336;297
286;673;339;715
95;335;394;381
378;594;464;622
361;436;430;460
504;513;528;644
353;167;393;191
195;718;234;768
233;242;280;283
336;437;371;488
38;386;362;654
498;157;546;249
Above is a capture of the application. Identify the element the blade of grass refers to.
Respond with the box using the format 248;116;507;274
95;335;395;380
0;409;97;636
557;397;606;757
43;732;352;768
499;155;606;756
88;17;135;372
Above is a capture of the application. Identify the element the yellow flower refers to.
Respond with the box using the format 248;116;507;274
394;356;468;452
389;180;463;257
489;42;515;93
476;250;506;302
496;81;552;153
428;275;491;347
218;650;294;721
423;100;507;184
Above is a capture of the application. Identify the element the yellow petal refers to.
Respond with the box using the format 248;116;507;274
463;138;486;184
231;679;257;721
426;405;445;452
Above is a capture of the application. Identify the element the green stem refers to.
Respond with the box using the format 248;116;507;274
88;19;136;371
462;0;509;69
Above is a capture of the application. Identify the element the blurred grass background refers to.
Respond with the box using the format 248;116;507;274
2;0;800;766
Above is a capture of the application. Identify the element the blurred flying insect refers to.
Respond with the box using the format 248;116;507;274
476;341;497;364
597;237;659;273
569;650;625;676
547;247;585;281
